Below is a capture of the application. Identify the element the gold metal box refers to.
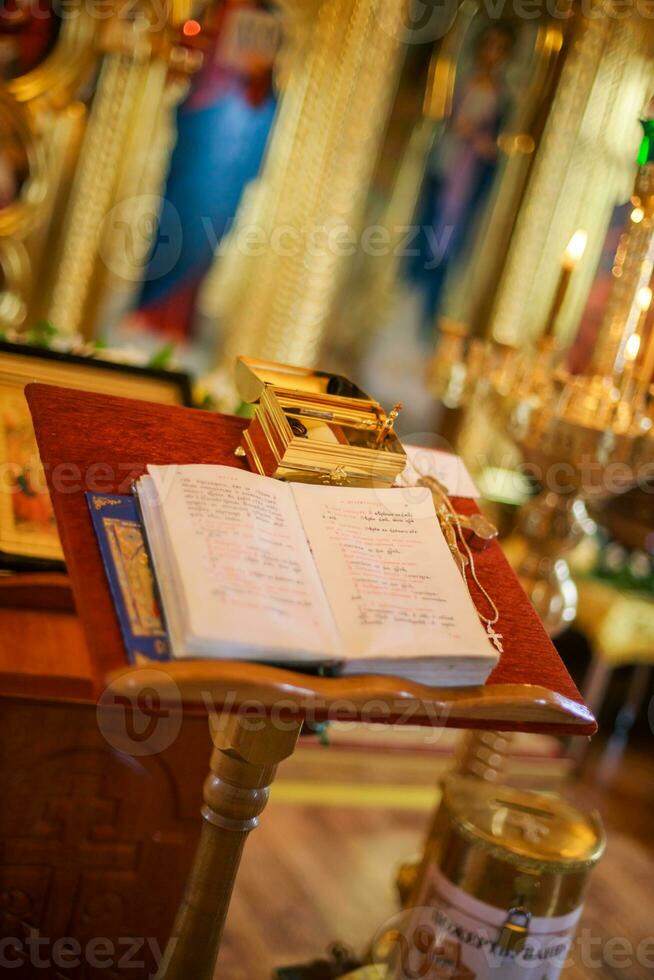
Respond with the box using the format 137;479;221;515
235;356;406;486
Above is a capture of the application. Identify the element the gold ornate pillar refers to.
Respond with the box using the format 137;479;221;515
0;6;97;331
214;0;411;381
86;62;192;334
489;8;654;349
0;239;30;330
46;23;159;335
45;11;200;337
591;159;654;376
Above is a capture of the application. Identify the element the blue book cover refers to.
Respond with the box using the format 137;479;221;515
85;492;170;664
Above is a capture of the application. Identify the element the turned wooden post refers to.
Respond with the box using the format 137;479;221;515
158;711;302;980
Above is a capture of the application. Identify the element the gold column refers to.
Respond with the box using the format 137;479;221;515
45;12;199;338
591;163;654;376
215;0;410;382
90;64;192;331
489;9;654;349
0;240;31;330
24;102;88;327
46;24;159;336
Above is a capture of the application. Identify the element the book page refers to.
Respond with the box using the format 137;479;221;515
290;483;495;662
147;464;338;659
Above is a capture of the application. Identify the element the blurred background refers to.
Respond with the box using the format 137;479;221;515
1;1;650;387
2;0;653;627
3;0;654;790
2;2;654;975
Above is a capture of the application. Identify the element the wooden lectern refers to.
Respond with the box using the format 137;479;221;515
16;383;595;980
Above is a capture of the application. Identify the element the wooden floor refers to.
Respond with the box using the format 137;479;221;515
216;734;654;979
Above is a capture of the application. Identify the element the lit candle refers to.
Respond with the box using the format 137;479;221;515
635;285;652;334
636;286;654;393
624;331;642;366
628;285;651;365
541;230;588;341
613;284;653;380
616;285;651;396
564;230;589;269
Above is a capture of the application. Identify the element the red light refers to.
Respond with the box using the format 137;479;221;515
183;19;201;36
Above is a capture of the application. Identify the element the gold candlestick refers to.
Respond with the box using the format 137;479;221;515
592;154;654;377
638;333;654;395
636;287;654;395
615;284;651;398
541;229;588;341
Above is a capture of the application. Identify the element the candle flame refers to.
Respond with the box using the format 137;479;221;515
625;332;642;363
637;285;652;311
563;229;588;267
631;206;645;224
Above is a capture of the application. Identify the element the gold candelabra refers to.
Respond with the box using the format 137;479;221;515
431;126;654;635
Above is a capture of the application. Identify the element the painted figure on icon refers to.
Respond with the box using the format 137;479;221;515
406;22;516;334
134;1;280;340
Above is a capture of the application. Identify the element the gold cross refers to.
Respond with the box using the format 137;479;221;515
486;624;504;652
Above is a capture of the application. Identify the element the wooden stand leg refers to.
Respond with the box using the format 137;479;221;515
158;712;302;980
597;663;651;786
455;729;514;782
569;656;612;768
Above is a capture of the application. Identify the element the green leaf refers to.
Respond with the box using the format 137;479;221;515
148;343;175;370
26;320;59;347
235;401;255;418
637;119;654;166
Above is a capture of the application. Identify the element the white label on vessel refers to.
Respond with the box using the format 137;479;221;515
377;866;582;979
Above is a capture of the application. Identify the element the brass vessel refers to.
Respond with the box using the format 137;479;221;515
374;775;604;979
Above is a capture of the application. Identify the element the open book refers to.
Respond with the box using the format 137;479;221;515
136;465;499;687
